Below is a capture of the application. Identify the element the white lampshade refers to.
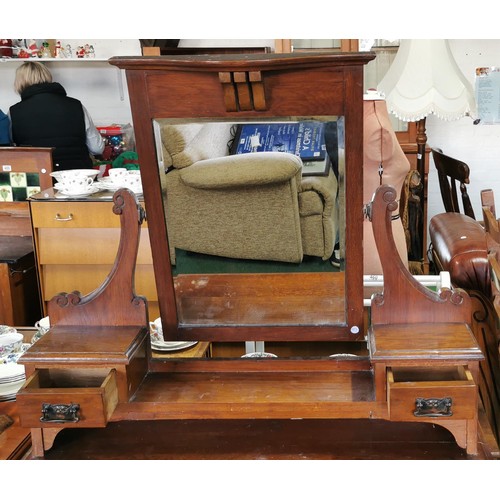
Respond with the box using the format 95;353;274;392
377;39;476;122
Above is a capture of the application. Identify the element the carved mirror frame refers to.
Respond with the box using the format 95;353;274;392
110;52;374;344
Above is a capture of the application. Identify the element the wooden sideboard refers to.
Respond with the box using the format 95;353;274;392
29;189;159;321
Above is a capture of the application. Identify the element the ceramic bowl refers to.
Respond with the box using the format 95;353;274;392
50;169;98;183
0;325;17;336
0;332;24;357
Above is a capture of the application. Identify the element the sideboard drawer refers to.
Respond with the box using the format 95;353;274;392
17;368;118;428
30;196;156;319
387;366;477;421
30;201;148;228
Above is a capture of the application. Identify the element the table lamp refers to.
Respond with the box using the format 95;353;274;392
378;38;475;176
377;39;476;266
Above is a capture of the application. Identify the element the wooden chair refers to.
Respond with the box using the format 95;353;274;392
481;188;496;218
480;188;500;246
431;148;475;219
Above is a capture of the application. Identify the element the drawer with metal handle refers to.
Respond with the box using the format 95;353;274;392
16;368;118;428
387;366;477;421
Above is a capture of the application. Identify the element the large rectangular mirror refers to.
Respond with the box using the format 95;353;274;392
153;116;345;328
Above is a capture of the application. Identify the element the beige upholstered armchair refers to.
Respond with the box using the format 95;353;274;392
156;121;338;265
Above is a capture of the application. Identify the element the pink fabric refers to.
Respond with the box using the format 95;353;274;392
363;99;410;275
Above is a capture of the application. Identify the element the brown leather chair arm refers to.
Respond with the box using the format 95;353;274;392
429;212;491;296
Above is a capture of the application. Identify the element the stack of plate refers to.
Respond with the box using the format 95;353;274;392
0;363;26;402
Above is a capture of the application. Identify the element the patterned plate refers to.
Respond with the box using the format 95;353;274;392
150;340;198;352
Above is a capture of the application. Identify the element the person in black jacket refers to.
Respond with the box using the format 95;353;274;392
9;61;104;171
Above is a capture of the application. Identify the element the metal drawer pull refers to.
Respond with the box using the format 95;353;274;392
40;402;80;423
54;213;73;221
414;397;453;417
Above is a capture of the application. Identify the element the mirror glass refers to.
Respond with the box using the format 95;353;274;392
291;39;342;51
153;116;346;329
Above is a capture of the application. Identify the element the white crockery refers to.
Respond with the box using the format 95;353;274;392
32;316;50;344
241;352;278;358
149;317;163;343
0;325;17;336
108;168;128;184
35;316;50;330
149;317;198;352
57;176;94;194
0;332;24;356
122;172;142;190
50;169;98;183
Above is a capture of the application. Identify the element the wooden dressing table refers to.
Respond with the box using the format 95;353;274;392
14;53;495;459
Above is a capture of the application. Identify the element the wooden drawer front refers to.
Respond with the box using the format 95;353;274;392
41;264;158;299
36;228;152;264
31;201;148;228
17;368;118;428
387;367;477;421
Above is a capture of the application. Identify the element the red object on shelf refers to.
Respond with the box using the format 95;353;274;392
97;126;123;136
0;39;13;57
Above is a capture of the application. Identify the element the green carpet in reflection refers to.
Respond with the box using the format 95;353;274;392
172;249;338;275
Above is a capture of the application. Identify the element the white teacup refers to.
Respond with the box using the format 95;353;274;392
149;317;163;343
0;332;24;356
0;325;17;336
108;168;128;184
35;316;50;330
58;175;94;193
122;172;142;191
32;316;50;344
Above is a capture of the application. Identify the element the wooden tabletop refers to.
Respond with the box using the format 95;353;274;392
0;235;34;263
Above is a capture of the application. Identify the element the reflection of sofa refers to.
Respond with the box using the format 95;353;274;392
156;121;338;264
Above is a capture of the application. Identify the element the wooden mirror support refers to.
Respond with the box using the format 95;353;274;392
109;52;376;343
368;185;484;454
46;189;148;327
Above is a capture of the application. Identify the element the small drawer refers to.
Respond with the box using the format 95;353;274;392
31;201;148;229
17;368;118;428
30;201;119;228
387;366;477;421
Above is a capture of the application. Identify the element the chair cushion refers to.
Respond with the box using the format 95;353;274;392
160;122;233;168
180;153;302;189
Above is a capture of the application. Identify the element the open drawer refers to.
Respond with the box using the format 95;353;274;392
387;366;477;421
16;368;118;428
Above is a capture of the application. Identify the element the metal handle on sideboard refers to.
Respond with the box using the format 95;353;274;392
54;213;73;221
